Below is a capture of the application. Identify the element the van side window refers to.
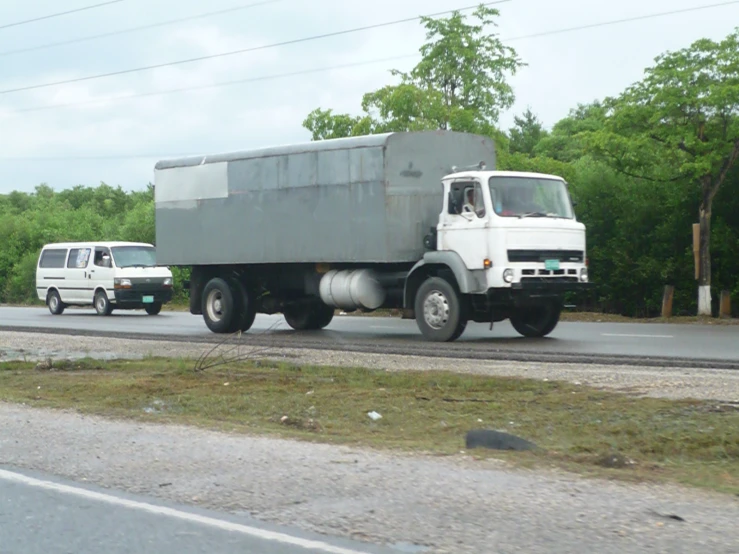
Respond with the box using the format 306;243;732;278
67;248;91;269
39;249;67;268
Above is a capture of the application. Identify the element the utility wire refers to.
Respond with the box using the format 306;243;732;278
0;0;126;31
0;0;285;58
6;55;420;114
505;0;739;41
0;1;511;95
4;0;739;116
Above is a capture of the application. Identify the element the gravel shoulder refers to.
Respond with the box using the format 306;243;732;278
3;330;739;552
2;330;739;402
1;402;738;554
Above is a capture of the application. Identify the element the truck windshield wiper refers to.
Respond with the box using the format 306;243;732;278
518;211;548;219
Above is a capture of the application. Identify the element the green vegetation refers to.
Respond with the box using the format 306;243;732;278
0;184;190;305
1;8;737;318
1;356;738;494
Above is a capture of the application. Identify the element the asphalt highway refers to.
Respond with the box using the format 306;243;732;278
0;466;394;554
1;306;738;368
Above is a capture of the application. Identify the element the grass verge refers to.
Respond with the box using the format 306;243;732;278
1;357;738;494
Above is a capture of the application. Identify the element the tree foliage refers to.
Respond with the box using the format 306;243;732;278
0;183;188;305
2;16;738;319
586;28;739;313
303;6;524;139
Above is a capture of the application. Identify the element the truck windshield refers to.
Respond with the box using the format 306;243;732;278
111;246;158;268
488;176;574;219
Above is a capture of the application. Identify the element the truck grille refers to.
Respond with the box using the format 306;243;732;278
507;249;584;263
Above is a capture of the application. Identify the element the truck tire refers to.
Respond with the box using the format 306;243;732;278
231;279;257;332
510;301;562;338
414;276;467;342
284;300;334;331
202;277;241;334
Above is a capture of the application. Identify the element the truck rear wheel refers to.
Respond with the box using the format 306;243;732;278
284;300;334;331
231;279;257;332
510;301;562;338
414;277;467;342
202;277;241;333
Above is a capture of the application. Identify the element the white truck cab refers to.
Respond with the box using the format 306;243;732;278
404;167;590;340
35;241;174;316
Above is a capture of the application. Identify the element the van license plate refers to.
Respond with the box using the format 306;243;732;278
142;295;154;303
544;259;560;271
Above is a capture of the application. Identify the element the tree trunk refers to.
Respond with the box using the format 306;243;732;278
697;178;713;316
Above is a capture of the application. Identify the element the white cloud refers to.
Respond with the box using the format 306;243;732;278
0;0;737;192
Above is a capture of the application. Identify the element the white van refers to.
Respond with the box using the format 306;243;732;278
35;241;174;316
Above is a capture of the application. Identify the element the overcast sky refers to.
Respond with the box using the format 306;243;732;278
0;0;737;194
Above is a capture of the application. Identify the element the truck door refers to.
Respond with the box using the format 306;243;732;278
439;179;490;270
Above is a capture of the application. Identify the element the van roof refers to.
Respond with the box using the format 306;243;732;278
41;241;154;249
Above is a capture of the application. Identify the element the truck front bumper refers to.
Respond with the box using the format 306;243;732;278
491;278;593;305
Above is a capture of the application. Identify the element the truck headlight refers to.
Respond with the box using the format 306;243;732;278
163;277;173;287
503;269;514;283
114;278;132;289
580;268;588;282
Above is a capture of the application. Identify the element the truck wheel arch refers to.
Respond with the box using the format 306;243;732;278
403;251;485;310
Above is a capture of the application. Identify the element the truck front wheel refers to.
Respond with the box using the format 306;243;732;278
510;301;562;338
414;277;467;342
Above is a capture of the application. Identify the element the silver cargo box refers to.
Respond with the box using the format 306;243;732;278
153;131;496;266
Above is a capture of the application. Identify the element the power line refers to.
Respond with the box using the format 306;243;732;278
0;0;285;58
505;0;739;41
0;1;511;95
4;0;738;116
5;55;420;114
0;0;126;31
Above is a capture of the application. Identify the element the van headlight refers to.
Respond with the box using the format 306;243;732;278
114;278;132;289
580;268;588;282
502;269;514;283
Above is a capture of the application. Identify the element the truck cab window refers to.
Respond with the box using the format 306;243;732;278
448;181;485;218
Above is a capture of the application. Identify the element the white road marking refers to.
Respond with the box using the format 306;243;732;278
601;333;674;339
0;468;371;554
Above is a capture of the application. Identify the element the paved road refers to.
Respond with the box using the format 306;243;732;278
1;306;738;368
0;466;393;554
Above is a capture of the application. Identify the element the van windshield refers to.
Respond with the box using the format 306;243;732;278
488;176;574;219
111;246;158;268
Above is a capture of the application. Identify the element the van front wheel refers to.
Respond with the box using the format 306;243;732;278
144;302;162;315
94;290;113;316
47;290;64;315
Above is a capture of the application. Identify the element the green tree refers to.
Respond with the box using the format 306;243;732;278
302;5;524;138
508;107;548;156
587;28;739;315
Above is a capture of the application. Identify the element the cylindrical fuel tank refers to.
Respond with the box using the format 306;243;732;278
319;269;386;311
